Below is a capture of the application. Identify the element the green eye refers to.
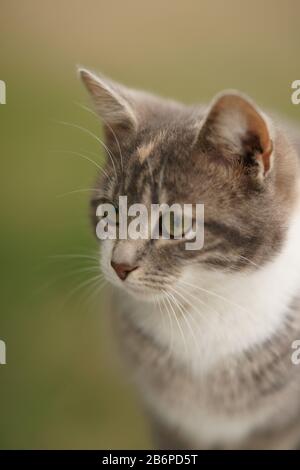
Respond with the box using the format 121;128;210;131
159;212;195;239
108;206;119;225
182;214;193;234
115;207;119;225
100;206;119;226
162;212;183;239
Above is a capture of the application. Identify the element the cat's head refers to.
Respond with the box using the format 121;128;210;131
80;68;298;300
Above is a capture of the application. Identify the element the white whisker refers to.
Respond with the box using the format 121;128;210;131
57;121;118;181
49;254;99;261
167;290;200;367
50;149;110;179
172;284;220;317
163;289;189;362
160;293;174;361
237;254;260;268
75;101;124;173
59;273;104;310
56;188;101;198
179;279;249;314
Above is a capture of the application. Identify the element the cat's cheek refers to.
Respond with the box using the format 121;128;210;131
100;239;115;275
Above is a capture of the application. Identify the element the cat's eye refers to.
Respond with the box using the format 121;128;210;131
107;206;119;226
160;212;194;239
163;212;182;238
97;206;119;225
182;214;194;237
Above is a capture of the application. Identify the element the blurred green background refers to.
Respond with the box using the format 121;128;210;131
0;0;299;449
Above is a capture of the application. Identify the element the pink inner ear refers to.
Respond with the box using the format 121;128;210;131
227;95;273;176
245;107;273;176
260;140;273;176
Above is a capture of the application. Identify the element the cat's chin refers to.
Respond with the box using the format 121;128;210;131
115;281;158;302
128;287;158;302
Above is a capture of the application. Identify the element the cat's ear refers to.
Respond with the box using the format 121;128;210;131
197;92;274;179
78;67;138;135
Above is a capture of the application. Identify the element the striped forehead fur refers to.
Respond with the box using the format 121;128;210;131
137;140;155;163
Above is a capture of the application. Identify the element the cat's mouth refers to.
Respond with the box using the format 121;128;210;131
111;275;163;301
100;252;178;301
103;264;169;301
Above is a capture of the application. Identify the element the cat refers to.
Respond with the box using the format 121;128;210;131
79;67;300;449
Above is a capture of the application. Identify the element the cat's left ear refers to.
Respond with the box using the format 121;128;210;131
197;92;274;179
78;67;138;137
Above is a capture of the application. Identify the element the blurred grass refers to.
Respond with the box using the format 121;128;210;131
0;0;299;449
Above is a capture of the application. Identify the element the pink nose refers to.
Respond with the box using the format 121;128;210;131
111;261;138;280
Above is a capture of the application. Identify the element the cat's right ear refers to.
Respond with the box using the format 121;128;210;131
78;67;138;135
196;91;274;180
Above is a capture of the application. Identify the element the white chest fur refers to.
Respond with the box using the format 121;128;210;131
116;206;300;444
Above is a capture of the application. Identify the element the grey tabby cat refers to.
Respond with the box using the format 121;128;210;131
80;68;300;449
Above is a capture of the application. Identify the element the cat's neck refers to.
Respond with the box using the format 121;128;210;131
124;199;300;374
